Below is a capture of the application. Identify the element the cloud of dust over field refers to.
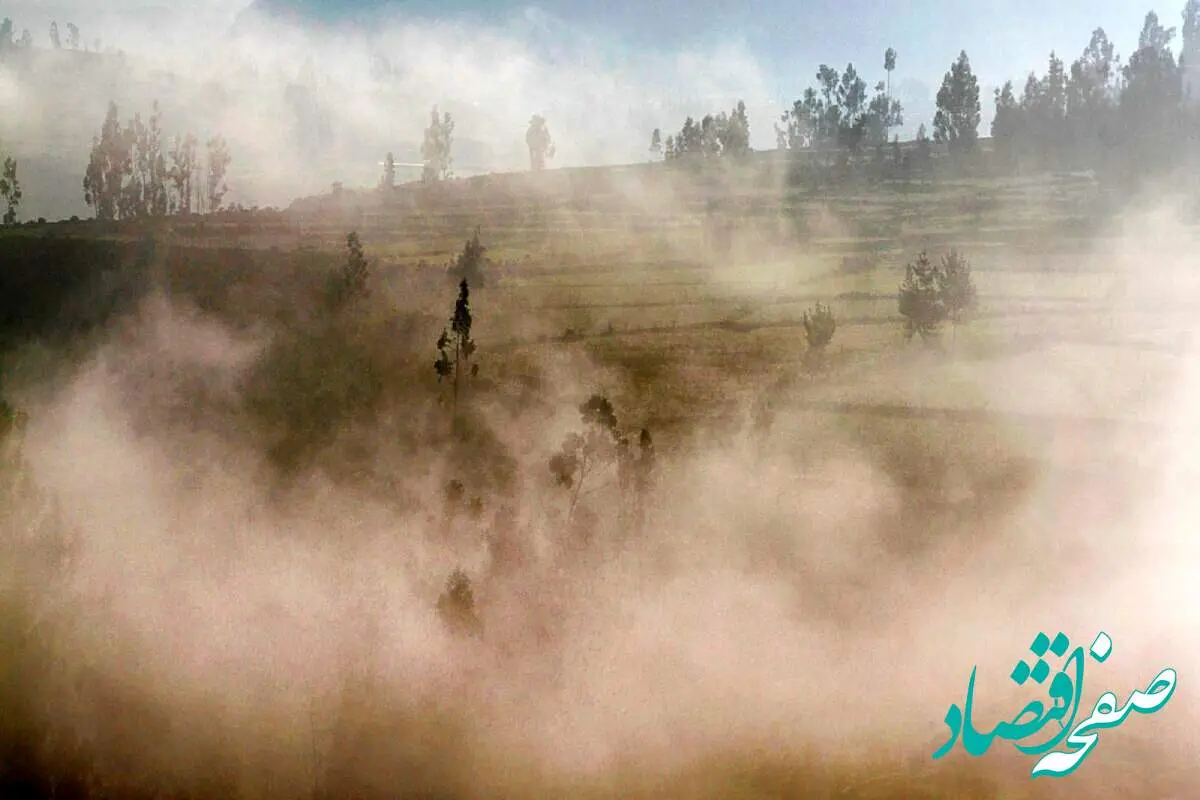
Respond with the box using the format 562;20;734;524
1;12;1200;800
0;186;1198;798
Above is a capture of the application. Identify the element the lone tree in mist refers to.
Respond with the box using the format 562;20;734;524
549;394;622;537
526;114;555;171
434;279;477;433
801;302;836;367
898;250;950;344
885;47;897;100
0;145;20;225
436;567;482;638
380;152;396;189
934;50;981;154
650;128;662;160
878;48;897;142
447;227;487;287
939;249;977;344
421;106;454;182
326;231;369;310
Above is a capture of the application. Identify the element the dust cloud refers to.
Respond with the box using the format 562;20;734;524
0;5;1199;799
0;187;1197;798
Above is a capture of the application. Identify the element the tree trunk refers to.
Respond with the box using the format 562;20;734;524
451;337;460;436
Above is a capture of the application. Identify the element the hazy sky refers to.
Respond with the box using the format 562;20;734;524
0;0;1173;212
2;0;1161;96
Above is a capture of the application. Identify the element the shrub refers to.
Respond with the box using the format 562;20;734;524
802;302;836;350
898;249;947;342
939;249;977;335
325;230;369;311
436;568;482;637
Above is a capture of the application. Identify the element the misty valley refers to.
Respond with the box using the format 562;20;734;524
1;2;1200;799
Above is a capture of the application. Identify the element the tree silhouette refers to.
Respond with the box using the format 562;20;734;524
1119;11;1184;175
801;302;837;371
168;132;198;216
934;50;982;154
143;102;168;217
434;279;477;433
421;106;454;182
803;302;836;349
664;101;750;159
83;101;125;221
446;227;486;287
898;250;947;344
84;100;205;219
526;114;555;171
327;231;369;311
549;395;622;535
939;249;977;345
866;79;904;147
991;81;1022;169
0;149;20;225
885;47;897;99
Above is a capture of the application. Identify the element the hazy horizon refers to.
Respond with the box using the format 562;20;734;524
0;0;1175;219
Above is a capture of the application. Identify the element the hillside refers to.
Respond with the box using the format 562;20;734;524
278;139;996;254
2;138;1198;798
